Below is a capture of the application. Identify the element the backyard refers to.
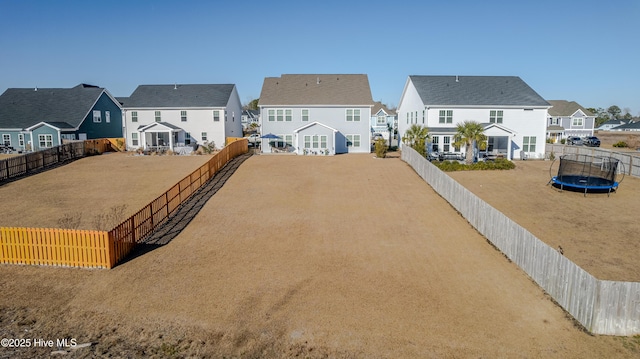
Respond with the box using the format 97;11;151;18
1;153;639;357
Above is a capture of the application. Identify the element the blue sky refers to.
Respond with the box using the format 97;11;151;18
1;0;638;114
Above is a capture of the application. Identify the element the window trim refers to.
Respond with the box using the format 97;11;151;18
18;134;24;147
201;132;207;141
490;110;503;124
438;110;453;124
93;110;102;123
301;109;309;122
523;136;536;152
213;110;220;122
154;111;161;122
181;110;188;122
131;133;139;146
38;134;53;148
346;134;361;147
346;109;361;122
2;134;10;146
131;111;138;122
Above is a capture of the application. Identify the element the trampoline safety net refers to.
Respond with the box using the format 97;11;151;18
555;154;619;189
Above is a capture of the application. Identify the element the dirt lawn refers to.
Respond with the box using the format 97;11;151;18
0;152;211;230
1;154;639;358
448;157;640;282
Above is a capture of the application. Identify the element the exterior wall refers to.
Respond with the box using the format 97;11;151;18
224;86;243;140
297;124;335;155
561;116;595;137
76;92;123;140
0;130;25;150
29;125;60;151
397;80;425;149
123;108;228;150
260;106;371;154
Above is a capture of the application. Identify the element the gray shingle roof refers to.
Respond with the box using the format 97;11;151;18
609;121;640;130
259;74;374;106
0;84;106;129
124;84;235;108
409;76;550;107
547;100;594;116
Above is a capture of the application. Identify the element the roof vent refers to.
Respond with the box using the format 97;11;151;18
34;87;37;91
317;77;320;85
174;83;177;90
455;75;459;82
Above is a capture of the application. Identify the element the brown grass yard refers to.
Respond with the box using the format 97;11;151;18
0;152;212;230
1;153;639;358
448;158;640;282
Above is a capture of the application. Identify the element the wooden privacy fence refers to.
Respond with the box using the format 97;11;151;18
402;146;640;336
0;139;116;183
0;139;248;269
546;143;640;178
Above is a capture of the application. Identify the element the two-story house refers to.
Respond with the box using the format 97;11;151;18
370;101;397;145
121;84;242;152
546;100;595;142
397;76;550;160
258;74;374;155
0;84;123;151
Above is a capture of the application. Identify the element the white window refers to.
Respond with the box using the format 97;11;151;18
490;110;503;124
131;133;139;146
277;109;284;121
268;109;275;121
105;111;111;123
443;136;450;152
131;111;138;122
93;110;102;123
346;109;361;122
302;109;309;121
201;132;207;141
377;115;386;125
284;134;293;145
18;134;24;147
61;134;75;140
523;136;536;152
2;134;10;146
572;117;583;126
304;135;311;148
346;134;360;147
431;136;439;152
213;110;220;122
320;135;327;148
181;110;187;122
38;134;53;148
439;110;453;124
550;117;559;125
285;109;292;121
155;111;161;122
185;132;191;145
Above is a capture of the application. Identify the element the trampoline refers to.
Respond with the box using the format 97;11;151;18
548;154;624;196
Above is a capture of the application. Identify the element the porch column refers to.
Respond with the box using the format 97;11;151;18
169;131;174;151
140;131;146;150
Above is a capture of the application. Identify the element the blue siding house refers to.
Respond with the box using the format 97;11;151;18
0;84;123;151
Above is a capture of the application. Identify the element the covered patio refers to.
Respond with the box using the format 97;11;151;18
137;122;190;153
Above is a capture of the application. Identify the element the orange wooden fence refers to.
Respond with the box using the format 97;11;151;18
0;138;248;269
0;227;110;268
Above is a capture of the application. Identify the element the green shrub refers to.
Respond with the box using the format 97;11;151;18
560;138;566;144
613;141;628;148
433;158;515;172
374;138;387;158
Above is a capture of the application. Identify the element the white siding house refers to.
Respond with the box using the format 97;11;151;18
258;74;374;155
397;76;551;160
121;84;243;152
546;100;595;142
370;101;397;144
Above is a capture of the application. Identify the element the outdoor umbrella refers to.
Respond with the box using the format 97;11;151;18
260;133;281;149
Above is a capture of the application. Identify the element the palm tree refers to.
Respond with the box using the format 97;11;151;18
453;121;487;164
402;124;430;157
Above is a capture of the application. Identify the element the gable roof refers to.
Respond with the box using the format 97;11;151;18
372;101;396;116
124;84;235;108
408;76;550;107
0;84;108;129
259;74;374;106
293;121;338;133
547;100;594;117
609;121;640;131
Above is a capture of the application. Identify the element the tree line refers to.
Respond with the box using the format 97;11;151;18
586;105;635;127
